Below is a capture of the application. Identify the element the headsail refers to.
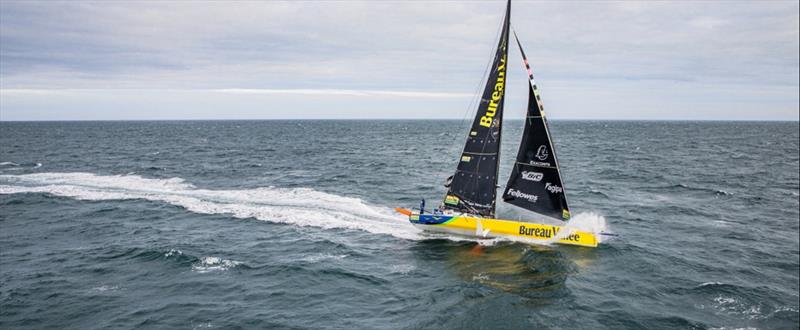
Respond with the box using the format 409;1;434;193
502;31;571;221
442;0;511;218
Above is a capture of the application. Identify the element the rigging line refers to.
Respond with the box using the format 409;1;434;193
451;7;506;150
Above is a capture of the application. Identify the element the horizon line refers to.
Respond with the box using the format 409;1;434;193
1;118;798;123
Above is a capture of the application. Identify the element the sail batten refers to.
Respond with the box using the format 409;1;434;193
502;31;571;221
442;0;511;218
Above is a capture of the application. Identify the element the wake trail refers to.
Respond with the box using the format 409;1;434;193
0;172;609;246
0;172;422;240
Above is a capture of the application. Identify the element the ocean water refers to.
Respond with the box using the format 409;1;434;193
0;120;798;329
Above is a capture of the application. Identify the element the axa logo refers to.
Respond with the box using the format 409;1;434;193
520;171;543;182
535;145;548;160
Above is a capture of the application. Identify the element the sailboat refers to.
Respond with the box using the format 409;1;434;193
396;0;603;247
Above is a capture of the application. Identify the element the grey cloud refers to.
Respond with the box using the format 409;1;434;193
0;0;797;120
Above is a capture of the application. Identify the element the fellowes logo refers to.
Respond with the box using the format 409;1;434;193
507;189;538;203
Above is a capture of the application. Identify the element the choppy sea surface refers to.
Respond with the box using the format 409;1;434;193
0;120;798;329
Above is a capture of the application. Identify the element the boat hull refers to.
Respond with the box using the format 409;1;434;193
408;213;598;247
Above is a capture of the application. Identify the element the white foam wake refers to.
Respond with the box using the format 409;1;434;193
0;172;421;240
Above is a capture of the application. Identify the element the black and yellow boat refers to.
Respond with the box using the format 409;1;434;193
397;0;605;248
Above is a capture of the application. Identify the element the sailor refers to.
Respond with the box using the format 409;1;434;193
420;198;426;214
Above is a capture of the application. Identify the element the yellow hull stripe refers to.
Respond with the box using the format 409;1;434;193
432;216;598;247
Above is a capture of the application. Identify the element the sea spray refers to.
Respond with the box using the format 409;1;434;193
548;212;609;244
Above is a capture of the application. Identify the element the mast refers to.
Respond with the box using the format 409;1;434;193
442;0;511;218
502;31;571;221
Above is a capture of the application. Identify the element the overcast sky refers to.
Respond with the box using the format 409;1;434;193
1;0;798;121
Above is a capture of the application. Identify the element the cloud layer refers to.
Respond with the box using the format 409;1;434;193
1;0;798;120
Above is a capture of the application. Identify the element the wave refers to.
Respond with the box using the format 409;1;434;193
297;253;349;263
686;282;799;321
0;172;421;240
95;246;246;274
641;183;733;196
0;162;41;170
90;285;121;292
192;256;242;273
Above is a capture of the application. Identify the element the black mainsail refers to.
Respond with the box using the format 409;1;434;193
442;0;511;218
502;32;571;221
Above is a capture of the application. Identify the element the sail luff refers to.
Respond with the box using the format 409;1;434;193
502;31;571;221
441;0;511;218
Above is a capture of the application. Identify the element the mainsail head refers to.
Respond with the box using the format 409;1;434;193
442;0;511;218
502;31;571;221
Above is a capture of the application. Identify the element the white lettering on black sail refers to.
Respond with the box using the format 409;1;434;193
442;0;511;218
501;31;571;221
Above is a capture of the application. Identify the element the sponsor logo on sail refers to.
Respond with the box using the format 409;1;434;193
545;182;563;194
507;189;538;203
535;145;549;160
461;155;471;162
462;199;492;209
479;55;507;128
520;171;543;182
444;195;460;205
